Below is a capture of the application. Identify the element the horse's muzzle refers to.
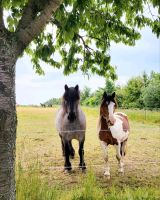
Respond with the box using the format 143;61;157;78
68;112;76;122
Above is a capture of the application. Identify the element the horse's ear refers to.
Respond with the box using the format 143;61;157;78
75;85;79;91
112;92;115;98
103;91;107;99
64;84;69;91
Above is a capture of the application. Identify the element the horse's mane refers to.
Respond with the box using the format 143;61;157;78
61;89;80;110
114;97;118;109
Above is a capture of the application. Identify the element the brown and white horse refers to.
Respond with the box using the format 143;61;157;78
56;85;86;172
98;92;130;178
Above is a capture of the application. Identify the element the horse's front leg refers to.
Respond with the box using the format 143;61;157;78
64;140;72;171
78;139;86;170
100;141;110;178
115;142;124;174
60;135;65;157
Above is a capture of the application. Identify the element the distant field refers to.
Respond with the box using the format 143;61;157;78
16;106;160;199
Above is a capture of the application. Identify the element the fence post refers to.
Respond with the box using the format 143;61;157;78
145;109;146;120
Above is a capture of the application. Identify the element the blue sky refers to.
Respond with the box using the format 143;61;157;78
16;27;160;105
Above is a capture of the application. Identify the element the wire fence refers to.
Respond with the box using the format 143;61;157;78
15;160;160;172
37;161;160;171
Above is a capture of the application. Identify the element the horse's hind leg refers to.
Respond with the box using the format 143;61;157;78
64;140;72;171
115;142;124;174
78;139;86;170
68;140;75;159
121;140;127;157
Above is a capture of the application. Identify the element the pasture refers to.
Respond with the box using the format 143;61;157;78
16;106;160;199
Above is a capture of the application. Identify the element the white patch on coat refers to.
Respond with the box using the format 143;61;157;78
100;141;107;154
100;141;110;176
108;102;116;124
114;144;124;173
109;115;129;143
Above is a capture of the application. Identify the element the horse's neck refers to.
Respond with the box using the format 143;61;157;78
109;110;116;125
98;116;110;134
100;107;116;125
100;106;109;120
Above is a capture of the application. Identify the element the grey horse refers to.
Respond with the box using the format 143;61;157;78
56;85;86;171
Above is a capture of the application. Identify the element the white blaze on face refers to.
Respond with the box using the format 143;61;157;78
108;101;116;124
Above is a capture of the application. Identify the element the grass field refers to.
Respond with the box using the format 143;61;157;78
16;106;160;199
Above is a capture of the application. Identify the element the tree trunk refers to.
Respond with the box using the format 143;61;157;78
0;0;63;198
0;31;17;200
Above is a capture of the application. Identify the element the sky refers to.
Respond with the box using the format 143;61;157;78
16;27;160;105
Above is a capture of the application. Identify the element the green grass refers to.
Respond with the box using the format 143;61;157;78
16;163;59;200
82;106;160;124
16;165;160;200
16;106;160;199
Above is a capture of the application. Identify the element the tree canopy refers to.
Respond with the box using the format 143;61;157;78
1;0;160;78
45;72;160;109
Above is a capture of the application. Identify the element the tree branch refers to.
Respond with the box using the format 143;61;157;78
16;0;37;31
0;0;5;30
16;0;62;51
147;2;156;20
76;33;94;52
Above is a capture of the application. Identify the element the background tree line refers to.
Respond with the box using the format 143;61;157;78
42;71;160;109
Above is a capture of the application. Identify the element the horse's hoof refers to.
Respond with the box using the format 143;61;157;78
80;167;86;173
118;169;124;175
104;171;110;179
104;174;110;180
79;163;86;170
64;165;72;172
64;169;71;174
64;168;72;173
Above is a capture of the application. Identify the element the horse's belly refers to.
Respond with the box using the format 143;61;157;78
109;118;129;142
59;130;85;141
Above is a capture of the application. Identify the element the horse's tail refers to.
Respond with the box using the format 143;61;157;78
68;141;75;159
120;140;127;156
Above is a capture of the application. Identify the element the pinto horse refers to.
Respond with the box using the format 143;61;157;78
56;85;86;172
98;92;130;178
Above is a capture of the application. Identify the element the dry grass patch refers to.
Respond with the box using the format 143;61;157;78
16;106;160;198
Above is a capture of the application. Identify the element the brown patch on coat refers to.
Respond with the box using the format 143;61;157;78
116;113;130;132
99;116;118;145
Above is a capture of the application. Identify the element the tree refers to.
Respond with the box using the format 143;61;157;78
115;85;126;108
123;76;145;108
104;79;115;94
80;86;91;105
0;0;160;199
42;97;61;106
143;72;160;109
